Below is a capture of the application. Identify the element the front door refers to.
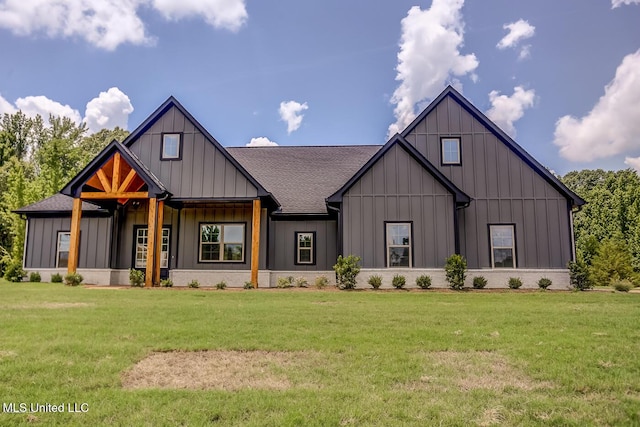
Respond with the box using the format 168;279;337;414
134;226;170;279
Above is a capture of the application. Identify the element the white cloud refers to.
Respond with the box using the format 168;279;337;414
388;1;479;137
246;137;278;147
497;19;535;49
0;93;17;115
518;45;532;60
612;0;640;7
624;156;640;172
0;0;247;50
279;101;308;134
15;95;82;123
554;50;640;162
84;87;134;133
486;86;535;137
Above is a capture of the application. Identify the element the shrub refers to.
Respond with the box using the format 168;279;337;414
277;276;294;288
29;272;41;283
568;260;593;291
367;275;382;289
244;281;254;289
3;261;25;282
590;238;636;286
294;276;308;288
129;269;145;287
472;276;487;289
64;273;83;287
188;280;200;289
215;281;226;290
416;275;432;289
391;274;406;289
508;277;523;289
51;273;63;283
537;277;552;290
445;254;467;290
160;278;173;287
333;255;361;290
612;279;632;292
314;275;329;289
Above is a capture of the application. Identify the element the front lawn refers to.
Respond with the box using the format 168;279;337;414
0;282;638;426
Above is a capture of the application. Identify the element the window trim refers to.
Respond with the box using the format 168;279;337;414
160;132;183;160
385;221;413;268
132;225;171;270
294;231;316;265
56;231;71;269
441;136;461;166
198;222;247;263
488;223;517;268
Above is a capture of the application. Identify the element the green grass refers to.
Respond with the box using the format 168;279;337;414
1;281;639;426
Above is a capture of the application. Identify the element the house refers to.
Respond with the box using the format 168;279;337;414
15;86;585;288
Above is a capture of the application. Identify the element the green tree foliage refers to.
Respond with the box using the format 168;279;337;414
589;238;638;286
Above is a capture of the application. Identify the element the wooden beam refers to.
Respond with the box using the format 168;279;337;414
118;168;137;193
250;199;261;288
96;169;112;193
80;191;148;200
112;152;121;191
67;198;82;274
154;200;164;286
145;198;157;287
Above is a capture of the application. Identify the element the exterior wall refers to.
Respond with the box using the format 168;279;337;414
268;219;337;271
343;144;455;268
24;216;111;270
127;106;258;199
404;95;573;268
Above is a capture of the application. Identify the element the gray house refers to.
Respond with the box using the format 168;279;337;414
16;86;585;288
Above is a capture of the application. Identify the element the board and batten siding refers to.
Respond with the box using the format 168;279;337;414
403;95;572;268
343;144;455;268
24;216;111;269
127;106;258;199
268;219;337;271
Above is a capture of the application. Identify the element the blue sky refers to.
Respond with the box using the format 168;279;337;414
0;0;639;175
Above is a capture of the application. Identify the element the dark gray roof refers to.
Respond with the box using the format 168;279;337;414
14;194;107;214
227;145;380;214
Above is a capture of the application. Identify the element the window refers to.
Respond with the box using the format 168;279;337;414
56;232;70;268
200;224;245;262
386;223;412;267
135;228;170;268
490;225;516;268
161;133;181;160
441;137;461;165
295;232;315;265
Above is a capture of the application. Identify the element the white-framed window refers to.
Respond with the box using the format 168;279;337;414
56;231;71;268
135;228;170;268
441;137;461;165
490;225;516;268
386;222;412;267
296;232;314;265
161;133;181;160
200;224;245;262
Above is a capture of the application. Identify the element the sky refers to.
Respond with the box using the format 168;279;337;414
0;0;639;175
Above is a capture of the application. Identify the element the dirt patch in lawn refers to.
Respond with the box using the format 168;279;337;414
122;350;318;391
406;351;552;392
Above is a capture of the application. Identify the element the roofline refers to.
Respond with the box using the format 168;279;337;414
326;134;471;205
400;85;585;207
121;96;280;207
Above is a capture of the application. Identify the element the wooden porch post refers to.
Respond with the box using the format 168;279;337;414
251;199;261;288
145;198;157;287
154;200;165;285
67;197;82;274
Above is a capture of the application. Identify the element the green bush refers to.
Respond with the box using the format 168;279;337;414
244;281;254;289
294;277;308;288
508;277;523;289
188;280;200;289
215;281;226;290
160;278;173;287
416;275;432;289
568;260;593;291
391;274;406;289
445;254;467;290
590;238;637;286
277;276;294;288
472;276;487;289
129;269;145;287
537;277;552;290
3;261;25;282
29;272;41;283
51;273;63;283
367;275;382;289
612;279;632;292
333;255;361;290
64;273;83;287
314;275;329;289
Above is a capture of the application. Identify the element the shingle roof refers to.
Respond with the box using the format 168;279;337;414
14;194;107;214
227;145;381;214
